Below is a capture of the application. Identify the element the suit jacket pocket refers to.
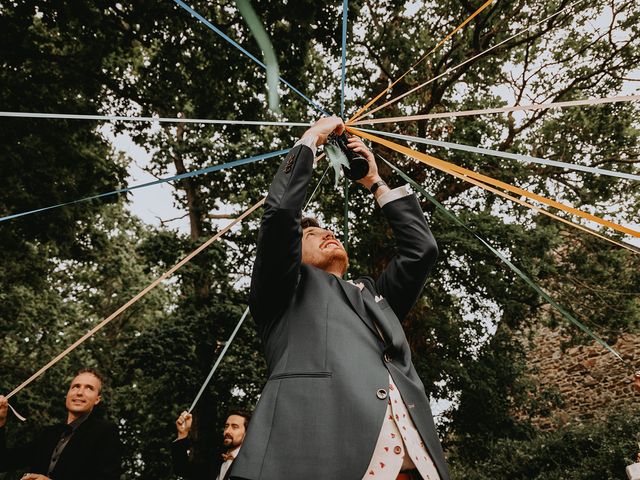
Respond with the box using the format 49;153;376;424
268;371;332;381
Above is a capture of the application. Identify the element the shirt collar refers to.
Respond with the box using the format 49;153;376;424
67;412;91;431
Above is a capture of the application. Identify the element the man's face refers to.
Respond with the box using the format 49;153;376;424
301;226;349;275
223;414;247;448
65;372;102;417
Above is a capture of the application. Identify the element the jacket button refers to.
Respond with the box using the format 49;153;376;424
284;165;292;173
376;388;387;400
394;445;402;455
383;353;391;363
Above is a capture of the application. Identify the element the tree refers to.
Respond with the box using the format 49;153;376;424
0;0;134;438
1;1;639;478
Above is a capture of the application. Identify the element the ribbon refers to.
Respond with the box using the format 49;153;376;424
0;111;309;126
340;0;349;118
235;0;281;113
305;163;330;210
325;143;350;187
0;150;286;223
352;95;640;126
349;127;640;245
349;0;494;122
188;307;251;412
358;128;640;182
4;198;266;400
173;0;329;115
354;0;589;119
8;403;26;422
379;154;632;371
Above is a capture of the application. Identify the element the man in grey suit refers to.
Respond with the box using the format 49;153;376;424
232;116;449;480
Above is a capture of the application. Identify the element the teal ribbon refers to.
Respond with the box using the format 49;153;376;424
378;154;632;371
340;0;350;252
1;149;288;223
340;0;348;118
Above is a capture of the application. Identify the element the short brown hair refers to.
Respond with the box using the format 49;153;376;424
74;368;104;394
301;217;320;229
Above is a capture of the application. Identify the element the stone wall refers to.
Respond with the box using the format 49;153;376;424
523;325;639;430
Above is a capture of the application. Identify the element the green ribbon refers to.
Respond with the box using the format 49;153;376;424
235;0;281;113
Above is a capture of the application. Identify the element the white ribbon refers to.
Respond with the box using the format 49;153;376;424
360;128;640;182
8;403;26;422
0;111;308;127
352;95;640;126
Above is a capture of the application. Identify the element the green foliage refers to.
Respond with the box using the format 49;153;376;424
449;407;640;480
0;1;130;248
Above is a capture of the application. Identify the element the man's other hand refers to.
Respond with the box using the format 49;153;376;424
301;116;345;147
175;411;193;440
347;136;382;190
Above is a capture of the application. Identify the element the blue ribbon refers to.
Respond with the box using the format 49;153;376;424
0;149;288;223
340;0;349;118
173;0;330;116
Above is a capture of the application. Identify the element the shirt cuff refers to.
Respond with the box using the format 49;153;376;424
377;184;412;208
294;135;318;158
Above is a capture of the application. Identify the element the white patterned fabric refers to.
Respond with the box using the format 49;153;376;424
362;377;440;480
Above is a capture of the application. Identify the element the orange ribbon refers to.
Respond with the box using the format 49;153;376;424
348;127;640;247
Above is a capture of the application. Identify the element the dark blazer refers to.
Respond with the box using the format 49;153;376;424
0;413;121;480
232;144;449;480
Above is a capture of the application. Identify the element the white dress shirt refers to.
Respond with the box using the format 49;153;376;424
217;445;241;480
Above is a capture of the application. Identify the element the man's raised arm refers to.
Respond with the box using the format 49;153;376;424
249;117;345;331
375;191;438;321
347;135;438;321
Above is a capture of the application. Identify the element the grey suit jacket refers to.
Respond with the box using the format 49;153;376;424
232;144;449;480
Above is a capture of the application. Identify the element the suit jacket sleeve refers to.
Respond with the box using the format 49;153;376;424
249;144;315;333
375;193;438;321
0;425;43;471
171;438;195;479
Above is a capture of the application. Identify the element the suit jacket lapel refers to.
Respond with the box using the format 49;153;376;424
361;286;393;342
335;277;379;338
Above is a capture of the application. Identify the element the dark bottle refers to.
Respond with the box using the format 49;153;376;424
328;133;370;181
